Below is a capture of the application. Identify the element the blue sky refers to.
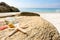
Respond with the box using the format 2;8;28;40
0;0;60;8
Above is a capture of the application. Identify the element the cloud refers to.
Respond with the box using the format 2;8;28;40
46;3;60;8
0;0;60;8
15;2;60;8
0;0;18;7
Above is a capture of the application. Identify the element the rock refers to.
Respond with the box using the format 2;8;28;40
20;12;40;16
0;12;60;40
10;6;20;12
0;2;20;12
57;34;60;40
0;6;11;12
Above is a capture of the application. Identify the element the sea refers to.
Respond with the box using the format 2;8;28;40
20;8;60;13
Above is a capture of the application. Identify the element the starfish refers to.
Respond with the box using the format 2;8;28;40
2;23;28;40
2;19;34;40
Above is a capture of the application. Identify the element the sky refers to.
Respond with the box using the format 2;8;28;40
0;0;60;8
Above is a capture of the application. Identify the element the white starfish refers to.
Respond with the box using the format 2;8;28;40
2;23;27;40
2;18;34;40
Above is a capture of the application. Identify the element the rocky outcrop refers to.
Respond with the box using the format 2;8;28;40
0;2;20;12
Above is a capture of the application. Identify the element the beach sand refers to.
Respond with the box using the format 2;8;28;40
0;12;60;40
38;12;60;33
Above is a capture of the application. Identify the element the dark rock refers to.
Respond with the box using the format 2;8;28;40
0;2;20;12
10;7;20;12
20;12;40;16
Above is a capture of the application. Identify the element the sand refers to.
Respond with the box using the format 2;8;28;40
0;12;60;40
38;12;60;33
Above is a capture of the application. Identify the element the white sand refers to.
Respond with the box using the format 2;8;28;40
38;13;60;33
0;12;60;33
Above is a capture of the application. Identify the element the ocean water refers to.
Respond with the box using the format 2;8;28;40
20;8;60;12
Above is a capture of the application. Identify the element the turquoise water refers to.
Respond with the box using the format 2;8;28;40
20;8;60;12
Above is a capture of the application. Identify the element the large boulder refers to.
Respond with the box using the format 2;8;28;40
0;12;60;40
0;2;20;12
